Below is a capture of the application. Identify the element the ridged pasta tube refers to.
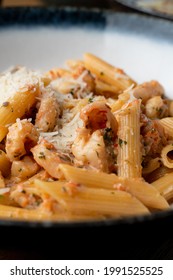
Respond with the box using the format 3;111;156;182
117;99;142;178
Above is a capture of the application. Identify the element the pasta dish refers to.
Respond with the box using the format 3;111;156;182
0;53;172;221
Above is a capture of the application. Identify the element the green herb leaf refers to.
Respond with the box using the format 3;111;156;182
96;151;99;158
119;138;127;147
88;97;94;103
103;128;113;143
70;89;74;95
38;152;46;159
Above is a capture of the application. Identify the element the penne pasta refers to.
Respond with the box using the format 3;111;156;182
84;53;136;94
35;179;149;217
161;144;173;168
66;59;84;69
0;172;5;188
117;99;142;178
0;204;101;221
58;164;168;210
0;87;39;141
0;150;11;177
168;100;173;117
159;117;173;138
142;158;161;175
110;92;130;113
95;79;120;98
46;68;71;80
152;172;173;201
144;165;173;183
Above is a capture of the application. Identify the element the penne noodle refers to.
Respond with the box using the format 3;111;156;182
159;117;173;138
144;165;173;183
58;164;169;210
161;144;173;168
117;99;142;178
168;100;173;117
46;68;71;80
123;178;169;210
59;163;120;189
0;204;101;222
35;179;149;217
0;150;11;177
152;172;173;201
84;53;136;94
110;92;130;113
142;158;161;175
66;59;84;69
95;79;120;97
0;87;39;141
0;172;5;188
0;126;8;142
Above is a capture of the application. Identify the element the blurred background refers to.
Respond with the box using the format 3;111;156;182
0;0;130;10
1;0;115;7
1;1;172;20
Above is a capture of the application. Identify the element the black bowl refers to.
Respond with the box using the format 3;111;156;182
1;209;173;259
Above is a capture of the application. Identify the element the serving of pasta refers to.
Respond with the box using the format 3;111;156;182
0;52;172;222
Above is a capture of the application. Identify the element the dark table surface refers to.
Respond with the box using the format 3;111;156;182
0;0;173;260
1;0;129;9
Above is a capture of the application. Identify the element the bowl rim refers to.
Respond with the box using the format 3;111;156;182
115;0;173;20
0;207;172;228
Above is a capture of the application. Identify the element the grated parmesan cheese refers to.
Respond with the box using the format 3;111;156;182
0;188;10;195
51;70;90;99
16;118;22;130
40;111;83;152
123;83;136;102
0;66;44;105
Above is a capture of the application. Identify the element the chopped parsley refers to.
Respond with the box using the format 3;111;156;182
46;146;52;151
62;186;67;193
38;152;46;159
103;128;113;143
88;97;94;103
156;107;163;115
118;138;127;147
96;151;99;158
70;89;74;95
